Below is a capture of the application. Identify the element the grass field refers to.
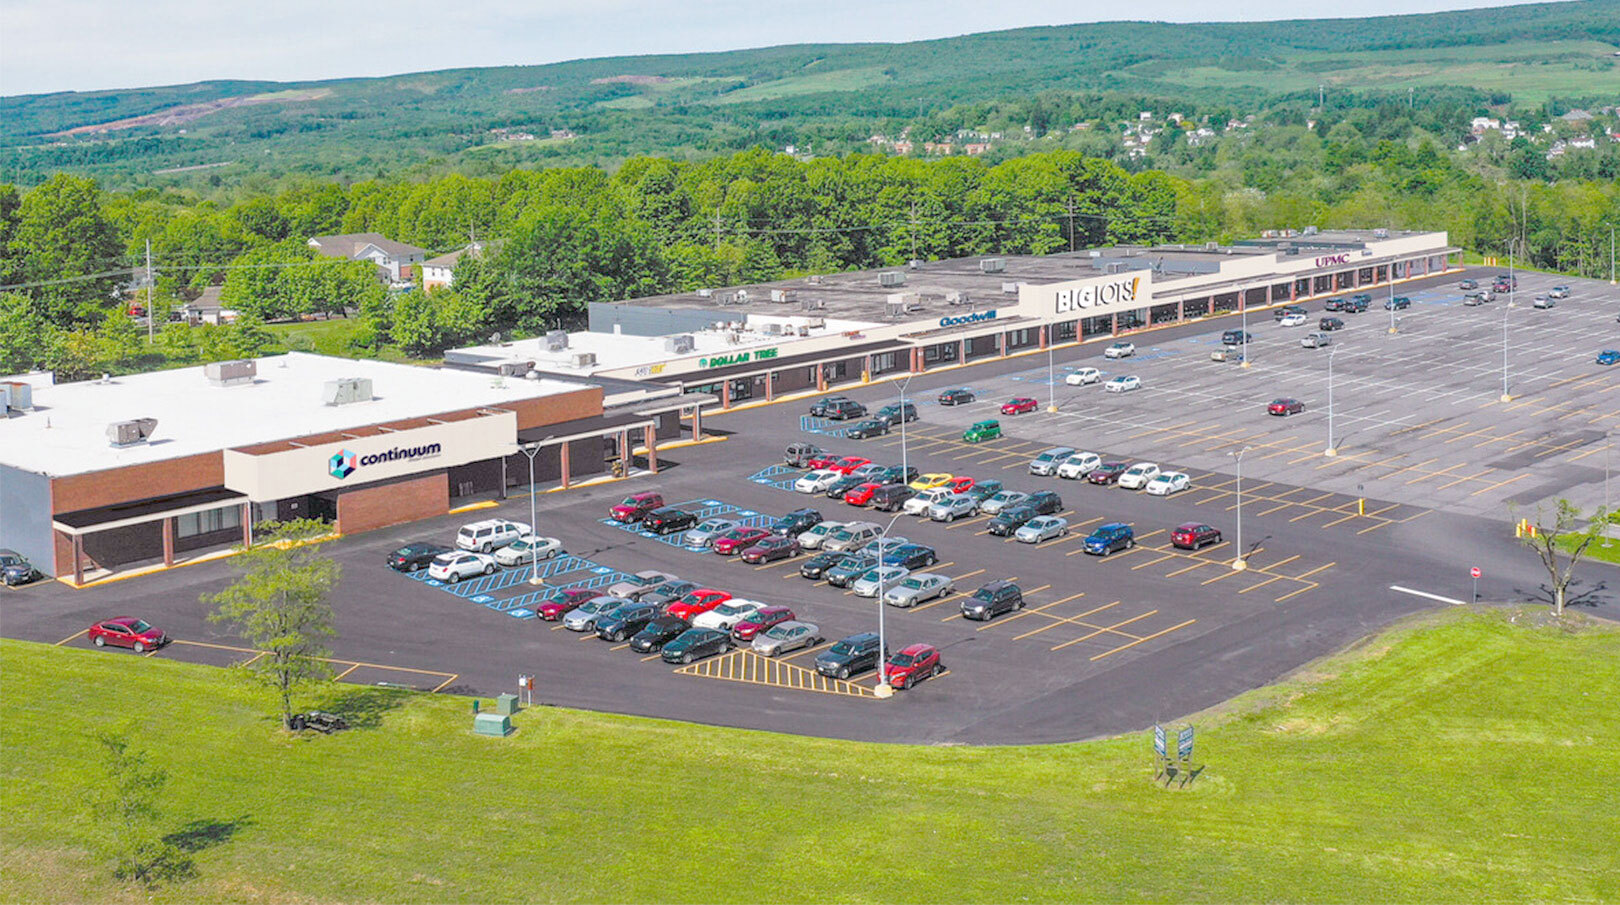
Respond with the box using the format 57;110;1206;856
707;66;893;104
264;318;417;363
3;608;1616;903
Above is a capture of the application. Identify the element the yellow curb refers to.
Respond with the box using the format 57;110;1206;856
632;434;730;456
54;530;342;589
448;500;500;515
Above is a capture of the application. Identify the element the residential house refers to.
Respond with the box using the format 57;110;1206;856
307;232;427;286
421;242;489;293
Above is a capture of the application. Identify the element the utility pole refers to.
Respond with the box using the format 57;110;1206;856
1066;196;1077;252
1318;84;1325;110
145;239;154;345
713;209;723;252
1610;223;1616;285
1408;87;1414;110
910;199;919;263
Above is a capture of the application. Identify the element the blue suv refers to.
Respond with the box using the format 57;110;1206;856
1082;523;1135;557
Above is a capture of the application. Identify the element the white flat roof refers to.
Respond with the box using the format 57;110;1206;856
450;314;880;375
0;352;589;478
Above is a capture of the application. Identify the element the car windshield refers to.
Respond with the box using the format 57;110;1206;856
972;588;998;602
829;641;857;655
128;620;152;633
889;652;918;666
900;578;925;589
619;497;639;506
696;519;729;532
764;626;793;639
1036;452;1057;462
714;603;751;617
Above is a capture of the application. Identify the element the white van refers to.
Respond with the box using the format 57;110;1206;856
455;518;531;552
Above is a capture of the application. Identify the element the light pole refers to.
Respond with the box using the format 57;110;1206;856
896;374;913;487
1387;264;1398;334
1240;297;1251;369
1047;344;1058;412
1231;446;1253;571
519;443;543;585
872;509;906;699
1604;431;1613;546
1500;296;1513;403
1324;346;1339;456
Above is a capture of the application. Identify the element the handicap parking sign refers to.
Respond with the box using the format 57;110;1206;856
472;595;493;604
704;499;722;506
507;608;534;619
592;566;613;575
425;579;443;587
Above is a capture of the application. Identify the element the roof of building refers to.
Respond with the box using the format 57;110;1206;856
0;352;591;478
423;242;491;269
308;232;427;260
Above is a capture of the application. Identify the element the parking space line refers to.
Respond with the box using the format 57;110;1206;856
1200;568;1242;586
1089;619;1197;661
1404;463;1465;485
1238;574;1287;594
1274;584;1317;603
1290;562;1337;581
1320;511;1361;528
1255;501;1295;517
54;629;88;646
1469;473;1529;497
1045;607;1153;650
332;663;361;681
974;588;1066;630
640;652;664;662
1164;559;1216;578
1259;554;1301;571
1436;469;1493;490
948;568;985;584
1130;553;1177;570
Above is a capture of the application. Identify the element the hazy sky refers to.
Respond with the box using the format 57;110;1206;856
0;0;1556;97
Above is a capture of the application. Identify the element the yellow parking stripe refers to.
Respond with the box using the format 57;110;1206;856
672;649;875;698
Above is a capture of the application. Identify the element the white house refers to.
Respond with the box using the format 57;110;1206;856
307;232;427;285
420;242;488;293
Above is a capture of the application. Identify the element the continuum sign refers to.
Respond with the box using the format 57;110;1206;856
328;442;443;480
1054;276;1142;314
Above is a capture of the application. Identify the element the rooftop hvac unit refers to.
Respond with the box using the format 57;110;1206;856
665;334;695;354
1001;281;1021;294
762;323;782;335
908;259;924;270
106;417;157;447
204;359;256;387
1204;241;1219;251
1303;225;1319;236
716;291;738;305
735;289;750;302
801;298;827;311
945;290;968;306
1;382;33;413
322;377;374;406
769;289;797;303
797;326;810;337
545;330;569;351
878;271;906;287
1373;228;1390;238
885;302;907;318
980;257;1006;273
570;352;597;369
805;274;823;284
696;288;714;298
1104;262;1125;274
802;316;826;329
496;361;533;377
1088;250;1102;258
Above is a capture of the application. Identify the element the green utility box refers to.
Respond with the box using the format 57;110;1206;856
495;693;520;716
474;712;513;737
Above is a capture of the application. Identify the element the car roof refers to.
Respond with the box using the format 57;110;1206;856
105;617;146;627
843;632;880;643
898;643;935;655
1176;522;1212;530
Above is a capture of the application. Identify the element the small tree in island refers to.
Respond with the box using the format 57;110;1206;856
1516;499;1609;617
205;518;341;729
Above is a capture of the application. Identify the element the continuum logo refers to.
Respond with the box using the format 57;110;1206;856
327;443;443;480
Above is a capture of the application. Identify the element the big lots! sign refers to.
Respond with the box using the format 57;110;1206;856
1315;253;1351;267
1054;275;1142;313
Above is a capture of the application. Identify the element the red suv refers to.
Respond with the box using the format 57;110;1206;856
1171;522;1222;550
1001;397;1039;415
713;526;772;555
830;456;872;475
884;643;943;689
535;587;600;621
610;491;663;522
732;606;795;641
666;588;731;620
88;617;168;653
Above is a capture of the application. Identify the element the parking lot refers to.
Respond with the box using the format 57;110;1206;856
6;266;1616;744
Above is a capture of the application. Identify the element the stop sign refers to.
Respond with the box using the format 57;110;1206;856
1471;567;1481;579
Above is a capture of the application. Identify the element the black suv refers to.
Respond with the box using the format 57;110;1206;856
773;508;823;537
1222;329;1253;345
876;401;919;425
1024;490;1063;515
629;615;691;652
799;550;850;580
815;632;887;679
1318;316;1344;332
809;396;853;417
960;580;1024;621
595;602;660;642
1271;305;1306;322
987;504;1041;536
846;418;890;439
643;507;697;535
938;388;975;406
870;484;916;512
877;465;920;486
824;400;867;420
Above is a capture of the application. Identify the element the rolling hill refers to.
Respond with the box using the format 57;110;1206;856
2;0;1617;188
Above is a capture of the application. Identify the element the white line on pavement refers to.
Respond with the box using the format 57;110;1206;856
1389;584;1467;606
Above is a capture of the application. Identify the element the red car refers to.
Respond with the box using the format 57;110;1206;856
945;475;975;494
804;451;843;470
1001;397;1039;415
666;588;731;620
1171;522;1223;551
731;606;795;641
830;455;872;475
884;643;943;690
1086;462;1129;485
843;482;884;506
741;535;801;564
535;587;599;621
1268;398;1306;417
610;491;663;522
88;617;168;653
712;526;772;555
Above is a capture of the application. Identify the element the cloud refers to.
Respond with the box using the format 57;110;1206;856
0;0;1556;96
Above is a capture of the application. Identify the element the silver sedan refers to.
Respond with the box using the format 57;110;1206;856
752;621;824;657
852;565;910;598
493;535;564;567
882;573;954;608
1015;516;1070;544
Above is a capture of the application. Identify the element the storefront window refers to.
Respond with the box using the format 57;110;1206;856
1294;278;1310;298
177;505;241;538
1052;320;1078;342
1212;294;1239;314
1150;302;1178;325
1081;315;1111;337
1183;297;1210;318
1313;275;1332;295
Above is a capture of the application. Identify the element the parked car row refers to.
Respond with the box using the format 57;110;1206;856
387;518;567;584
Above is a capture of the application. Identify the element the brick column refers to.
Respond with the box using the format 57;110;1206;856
560;442;571;489
620;431;631;475
73;534;84;586
765;371;774;402
645;424;658;475
241;502;252;548
691;406;703;442
817;367;827;391
1177;299;1184;322
1038;325;1048;350
721;381;732;409
162;518;174;566
1111;313;1119;336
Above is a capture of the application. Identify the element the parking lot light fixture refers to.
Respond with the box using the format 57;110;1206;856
1240;300;1250;369
874;510;906;698
897;374;913;491
1047;346;1058;412
519;443;543;585
1324;346;1340;456
1500;300;1512;403
1231;446;1253;571
1388;272;1398;334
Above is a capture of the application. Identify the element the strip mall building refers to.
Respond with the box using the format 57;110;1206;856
446;229;1458;407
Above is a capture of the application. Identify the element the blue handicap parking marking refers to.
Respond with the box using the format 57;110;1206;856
506;608;535;619
425;579;443;587
639;531;657;538
704;499;722;506
591;566;613;575
472;594;493;604
753;478;772;484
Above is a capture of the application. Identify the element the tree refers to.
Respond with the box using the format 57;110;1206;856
7;173;123;327
87;728;192;886
1516;499;1609;616
205;519;341;729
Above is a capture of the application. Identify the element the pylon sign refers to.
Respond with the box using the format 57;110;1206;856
1152;724;1167;758
1177;726;1195;761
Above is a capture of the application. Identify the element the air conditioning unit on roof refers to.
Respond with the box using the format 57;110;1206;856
665;334;695;354
570;352;597;369
545;330;568;351
204;359;256;387
322;377;374;405
879;271;906;287
106;418;158;447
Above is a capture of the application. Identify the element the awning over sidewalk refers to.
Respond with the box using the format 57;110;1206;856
52;486;248;536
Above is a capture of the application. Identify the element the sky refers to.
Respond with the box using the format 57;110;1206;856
0;0;1558;97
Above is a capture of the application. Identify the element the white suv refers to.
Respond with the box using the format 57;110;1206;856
455;518;531;552
903;488;954;516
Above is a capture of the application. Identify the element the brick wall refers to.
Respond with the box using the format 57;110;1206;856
51;452;224;515
502;386;603;431
335;473;448;536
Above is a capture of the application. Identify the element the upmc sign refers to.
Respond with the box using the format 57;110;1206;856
1315;253;1351;267
1054;276;1143;314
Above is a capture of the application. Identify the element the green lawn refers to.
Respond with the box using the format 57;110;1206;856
264;318;419;363
3;609;1616;903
